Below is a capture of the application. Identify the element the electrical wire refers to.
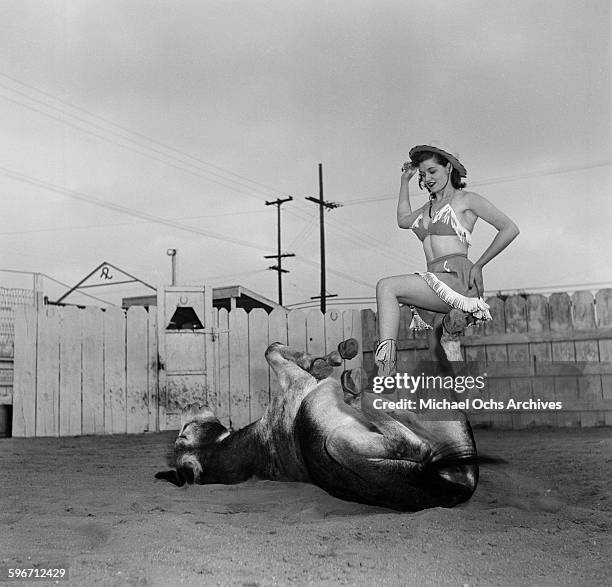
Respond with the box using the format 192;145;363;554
0;165;273;253
0;71;290;199
0;164;377;292
341;161;612;207
0;209;270;236
0;90;276;202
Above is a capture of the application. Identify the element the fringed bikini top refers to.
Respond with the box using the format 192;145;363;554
410;203;472;245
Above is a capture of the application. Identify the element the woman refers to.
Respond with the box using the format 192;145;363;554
372;144;520;378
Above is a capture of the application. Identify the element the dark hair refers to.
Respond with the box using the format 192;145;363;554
411;151;466;190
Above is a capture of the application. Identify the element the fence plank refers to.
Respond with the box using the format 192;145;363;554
268;309;288;402
325;309;344;356
59;306;82;436
217;308;230;427
12;305;37;437
505;295;529;361
549;293;576;365
306;310;326;357
268;309;288;345
484;296;506;338
287;310;307;349
483;297;510;408
526;294;549;334
504;296;532;427
82;307;104;435
595;290;612;416
229;308;250;429
361;309;377;375
596;289;612;327
527;293;551;368
36;305;60;437
361;309;377;352
147;309;158;432
484;296;507;362
549;293;574;358
248;309;269;422
573;291;596;330
126;307;149;433
104;307;127;434
574;335;603;409
527;295;555;426
549;293;579;426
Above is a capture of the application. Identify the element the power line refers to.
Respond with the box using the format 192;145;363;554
0;86;278;202
340;161;612;207
0;165;273;253
286;210;318;250
295;257;374;290
287;206;422;267
0;209;269;237
0;70;290;198
1;164;376;292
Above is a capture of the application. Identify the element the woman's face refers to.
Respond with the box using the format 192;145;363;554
418;157;451;194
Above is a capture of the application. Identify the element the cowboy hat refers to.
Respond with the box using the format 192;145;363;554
409;143;467;177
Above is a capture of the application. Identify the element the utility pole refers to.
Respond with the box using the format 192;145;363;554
305;163;341;313
264;196;295;305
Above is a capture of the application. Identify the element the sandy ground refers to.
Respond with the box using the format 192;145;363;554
1;427;610;587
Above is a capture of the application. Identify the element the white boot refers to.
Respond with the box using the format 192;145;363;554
374;339;397;377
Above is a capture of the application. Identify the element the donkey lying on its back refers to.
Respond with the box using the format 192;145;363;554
156;341;480;511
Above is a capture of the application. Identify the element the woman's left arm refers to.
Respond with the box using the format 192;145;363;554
465;192;520;295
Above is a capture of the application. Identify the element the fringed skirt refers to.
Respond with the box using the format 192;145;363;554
409;253;492;331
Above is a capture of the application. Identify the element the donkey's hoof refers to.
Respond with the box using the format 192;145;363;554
338;338;359;360
442;309;470;336
341;367;368;398
309;358;334;380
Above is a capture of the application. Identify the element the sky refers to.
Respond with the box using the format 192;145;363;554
1;0;610;308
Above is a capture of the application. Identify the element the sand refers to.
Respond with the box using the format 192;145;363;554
1;427;610;586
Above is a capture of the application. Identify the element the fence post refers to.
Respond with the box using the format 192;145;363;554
596;289;612;425
59;306;83;436
12;305;38;437
36;305;60;437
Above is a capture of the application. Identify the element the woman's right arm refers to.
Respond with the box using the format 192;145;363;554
397;165;422;228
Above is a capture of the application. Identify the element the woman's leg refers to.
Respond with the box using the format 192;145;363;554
374;274;452;377
376;274;452;341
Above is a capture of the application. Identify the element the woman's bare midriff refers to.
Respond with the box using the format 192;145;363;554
422;235;469;264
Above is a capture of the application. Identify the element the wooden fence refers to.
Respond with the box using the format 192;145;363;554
212;307;363;430
361;290;612;428
12;305;158;437
8;288;612;437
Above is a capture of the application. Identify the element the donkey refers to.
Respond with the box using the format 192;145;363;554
155;341;479;511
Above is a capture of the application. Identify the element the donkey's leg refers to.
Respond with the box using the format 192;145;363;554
266;341;349;381
265;342;317;395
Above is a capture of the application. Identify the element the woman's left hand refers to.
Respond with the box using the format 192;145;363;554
469;264;484;297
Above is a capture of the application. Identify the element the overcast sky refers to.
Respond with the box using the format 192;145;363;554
1;0;610;307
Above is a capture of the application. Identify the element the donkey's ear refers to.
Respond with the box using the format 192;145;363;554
155;469;186;486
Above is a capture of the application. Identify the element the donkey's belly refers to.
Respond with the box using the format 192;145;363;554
295;384;478;511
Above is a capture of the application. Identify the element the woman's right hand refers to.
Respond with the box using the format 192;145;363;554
401;162;418;183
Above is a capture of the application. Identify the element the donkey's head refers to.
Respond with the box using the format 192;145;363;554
155;406;230;486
